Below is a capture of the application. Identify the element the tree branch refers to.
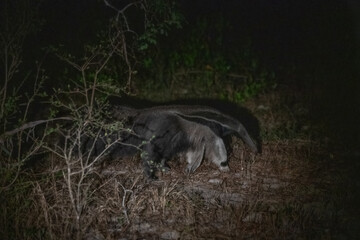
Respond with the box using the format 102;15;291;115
0;117;73;143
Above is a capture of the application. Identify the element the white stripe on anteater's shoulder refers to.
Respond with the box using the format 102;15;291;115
133;105;259;153
174;110;257;152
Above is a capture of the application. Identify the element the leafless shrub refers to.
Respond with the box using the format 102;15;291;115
0;0;174;238
16;1;182;238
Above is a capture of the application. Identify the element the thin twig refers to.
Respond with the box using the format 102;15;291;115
0;117;73;143
118;182;132;224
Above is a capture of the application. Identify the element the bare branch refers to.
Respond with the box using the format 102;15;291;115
0;117;73;143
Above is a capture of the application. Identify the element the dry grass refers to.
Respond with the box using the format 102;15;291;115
1;88;358;239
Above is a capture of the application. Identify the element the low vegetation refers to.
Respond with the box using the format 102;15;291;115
1;0;358;239
2;87;357;239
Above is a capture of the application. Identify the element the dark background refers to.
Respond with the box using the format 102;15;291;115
2;0;360;149
28;0;360;148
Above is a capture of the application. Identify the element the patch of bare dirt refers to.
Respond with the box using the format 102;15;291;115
76;136;342;239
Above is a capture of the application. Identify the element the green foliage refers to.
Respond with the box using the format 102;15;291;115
2;94;20;119
167;16;228;70
136;13;275;102
232;80;267;103
138;15;231;96
138;0;183;51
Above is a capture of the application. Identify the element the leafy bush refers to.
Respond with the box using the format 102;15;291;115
136;13;275;101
